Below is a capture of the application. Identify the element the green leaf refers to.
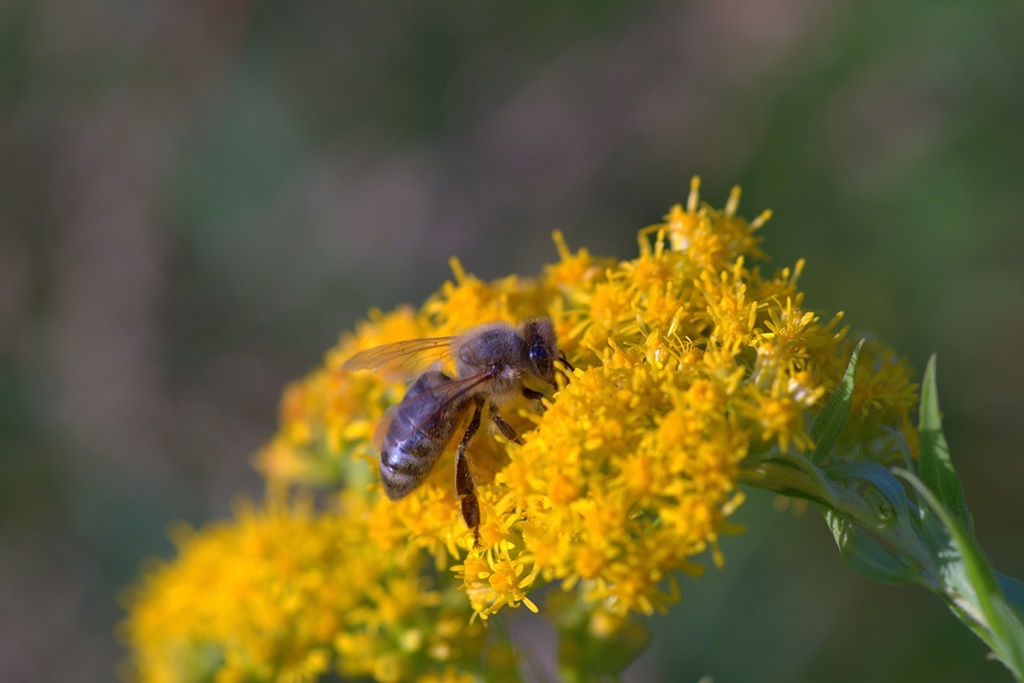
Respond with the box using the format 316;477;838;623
821;461;938;588
825;510;921;585
810;339;864;464
824;461;912;522
999;573;1024;626
917;355;972;533
896;469;1024;681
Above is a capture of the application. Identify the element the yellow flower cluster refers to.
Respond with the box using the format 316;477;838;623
120;496;488;683
121;178;918;681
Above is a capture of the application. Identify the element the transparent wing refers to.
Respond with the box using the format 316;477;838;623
342;337;455;382
372;403;400;451
374;371;490;448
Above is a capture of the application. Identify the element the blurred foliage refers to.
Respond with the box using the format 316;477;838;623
1;0;1022;681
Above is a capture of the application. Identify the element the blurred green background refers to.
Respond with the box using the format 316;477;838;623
2;0;1022;681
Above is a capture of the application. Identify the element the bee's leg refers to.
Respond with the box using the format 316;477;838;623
490;408;522;445
521;387;546;403
455;397;484;545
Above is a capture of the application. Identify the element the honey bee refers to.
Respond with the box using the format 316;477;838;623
342;318;572;538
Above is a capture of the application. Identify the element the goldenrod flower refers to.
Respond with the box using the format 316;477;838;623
120;495;488;683
122;178;918;681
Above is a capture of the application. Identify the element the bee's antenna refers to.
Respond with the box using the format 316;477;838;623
557;352;575;373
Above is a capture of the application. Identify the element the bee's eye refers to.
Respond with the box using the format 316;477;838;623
530;345;553;378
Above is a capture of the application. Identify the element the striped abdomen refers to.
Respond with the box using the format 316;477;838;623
379;370;470;500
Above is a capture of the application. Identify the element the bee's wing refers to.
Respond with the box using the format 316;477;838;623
372;403;400;451
375;371;491;447
342;337;455;382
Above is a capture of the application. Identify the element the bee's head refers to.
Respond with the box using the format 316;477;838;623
522;318;561;386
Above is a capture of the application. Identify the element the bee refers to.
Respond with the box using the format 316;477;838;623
342;318;572;538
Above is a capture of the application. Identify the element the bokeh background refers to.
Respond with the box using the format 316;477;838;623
2;0;1023;681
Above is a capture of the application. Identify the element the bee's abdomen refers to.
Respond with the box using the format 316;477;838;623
379;433;441;500
379;455;423;500
378;370;466;500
